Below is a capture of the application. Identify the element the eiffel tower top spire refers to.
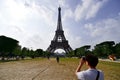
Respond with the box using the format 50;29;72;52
57;7;63;31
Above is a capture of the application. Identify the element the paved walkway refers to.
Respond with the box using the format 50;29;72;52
99;59;120;63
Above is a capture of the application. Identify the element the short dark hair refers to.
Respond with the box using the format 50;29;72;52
85;54;98;68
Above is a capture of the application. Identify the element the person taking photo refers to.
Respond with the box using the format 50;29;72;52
75;54;104;80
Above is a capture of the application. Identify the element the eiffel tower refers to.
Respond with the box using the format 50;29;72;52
46;7;72;53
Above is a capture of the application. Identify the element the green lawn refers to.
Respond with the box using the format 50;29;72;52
98;61;120;80
60;58;120;80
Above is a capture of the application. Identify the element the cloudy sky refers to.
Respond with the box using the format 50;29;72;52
0;0;120;51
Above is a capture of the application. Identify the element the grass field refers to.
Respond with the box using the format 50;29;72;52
0;58;120;80
61;58;120;80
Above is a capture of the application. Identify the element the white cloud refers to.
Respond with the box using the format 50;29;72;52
58;0;69;8
0;0;57;50
64;27;82;49
63;8;73;21
118;12;120;16
58;0;65;6
70;36;82;49
84;15;120;45
24;35;44;50
74;0;108;21
75;0;92;21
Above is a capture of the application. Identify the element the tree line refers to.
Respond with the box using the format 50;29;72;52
0;35;120;61
0;36;49;60
67;41;120;58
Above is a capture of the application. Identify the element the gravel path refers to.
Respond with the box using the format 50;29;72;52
99;59;120;63
0;58;77;80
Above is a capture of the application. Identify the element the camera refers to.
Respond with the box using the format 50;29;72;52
82;56;86;60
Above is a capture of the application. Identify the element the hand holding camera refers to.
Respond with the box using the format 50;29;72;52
79;56;86;66
82;56;86;61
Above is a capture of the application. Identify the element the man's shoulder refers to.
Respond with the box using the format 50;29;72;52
76;70;85;75
76;71;86;80
76;69;93;75
76;69;104;80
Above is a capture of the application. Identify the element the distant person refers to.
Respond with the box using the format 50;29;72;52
47;55;50;60
56;56;59;63
75;54;104;80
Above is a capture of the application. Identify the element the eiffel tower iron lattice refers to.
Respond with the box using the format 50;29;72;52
46;7;73;53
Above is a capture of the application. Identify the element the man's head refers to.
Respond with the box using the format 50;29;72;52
85;54;98;68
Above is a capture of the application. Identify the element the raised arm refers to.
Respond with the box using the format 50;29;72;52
75;58;85;74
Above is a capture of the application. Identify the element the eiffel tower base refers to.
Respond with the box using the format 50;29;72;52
47;40;72;53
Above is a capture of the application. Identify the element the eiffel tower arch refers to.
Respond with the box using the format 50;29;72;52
46;7;73;53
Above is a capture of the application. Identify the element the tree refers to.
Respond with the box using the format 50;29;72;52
29;49;35;58
93;41;115;57
13;45;22;60
114;42;120;57
35;49;43;57
69;45;91;57
67;50;75;57
0;36;19;60
77;45;91;57
21;47;28;59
